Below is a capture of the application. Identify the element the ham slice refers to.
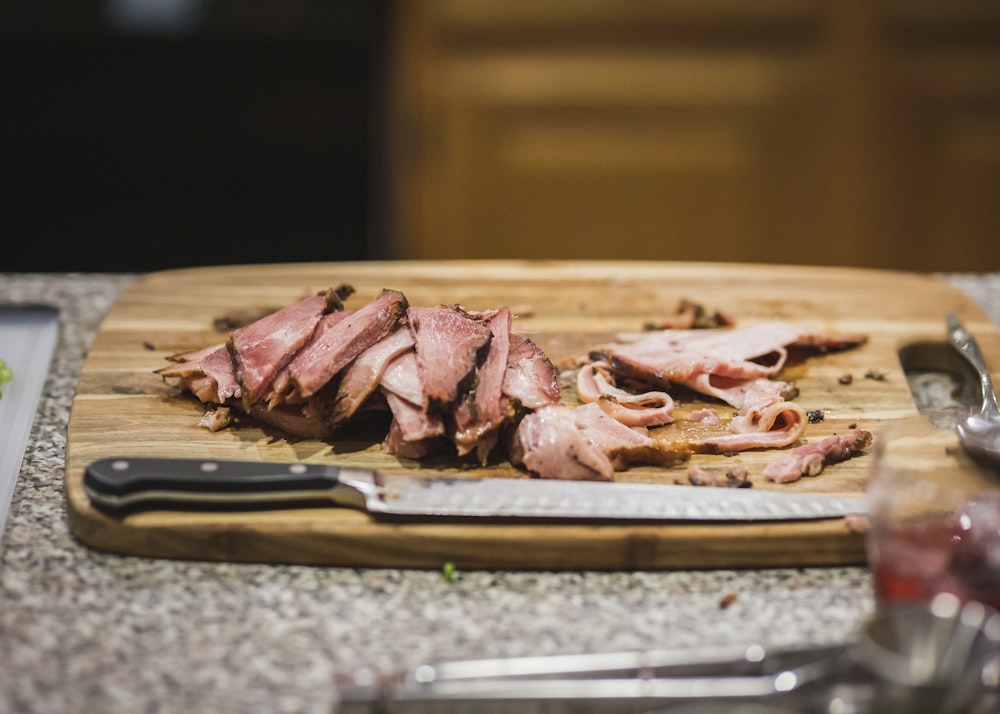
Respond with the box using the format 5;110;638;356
379;351;424;405
329;327;414;428
228;289;343;405
510;403;689;480
157;344;241;404
763;429;873;483
451;308;514;459
576;361;674;427
502;333;561;409
266;310;353;406
383;391;445;444
510;404;616;481
288;289;408;398
408;304;492;411
591;322;827;453
604;321;802;382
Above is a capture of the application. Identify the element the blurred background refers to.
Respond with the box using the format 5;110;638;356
4;0;1000;273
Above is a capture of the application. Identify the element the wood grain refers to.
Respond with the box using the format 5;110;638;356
65;261;1000;569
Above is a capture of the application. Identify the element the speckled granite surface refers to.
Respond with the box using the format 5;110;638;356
1;270;997;714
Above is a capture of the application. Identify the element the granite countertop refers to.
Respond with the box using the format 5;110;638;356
1;269;998;713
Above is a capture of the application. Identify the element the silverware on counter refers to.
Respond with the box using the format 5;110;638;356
947;314;1000;469
0;304;59;538
334;593;1000;713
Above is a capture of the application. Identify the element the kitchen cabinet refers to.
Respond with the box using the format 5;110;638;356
385;0;1000;271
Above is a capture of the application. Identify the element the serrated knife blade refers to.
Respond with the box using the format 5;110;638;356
82;457;868;521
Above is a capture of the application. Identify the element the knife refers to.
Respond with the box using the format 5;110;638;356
82;457;868;521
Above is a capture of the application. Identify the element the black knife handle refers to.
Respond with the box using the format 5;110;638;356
82;457;344;516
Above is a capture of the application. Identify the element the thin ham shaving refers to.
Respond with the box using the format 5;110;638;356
763;429;873;483
502;333;561;409
228;289;343;405
510;404;616;481
157;344;240;404
510;403;689;480
605;321;802;382
329;327;414;427
408;304;492;411
267;310;353;406
383;391;445;443
379;350;424;406
576;361;674;427
451;308;513;458
288;289;408;399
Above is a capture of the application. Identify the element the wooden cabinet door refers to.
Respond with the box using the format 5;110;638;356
386;0;1000;272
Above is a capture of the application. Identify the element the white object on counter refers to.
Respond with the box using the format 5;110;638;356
0;305;59;540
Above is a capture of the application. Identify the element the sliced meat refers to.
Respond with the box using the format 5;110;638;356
288;288;409;399
572;402;689;469
510;403;689;480
383;391;445;443
408;304;492;411
702;399;809;452
329;327;415;428
451;308;514;457
267;310;353;406
228;289;343;405
680;372;797;409
576;361;674;427
603;321;802;382
379;350;424;405
157;344;241;404
510;404;615;481
763;429;873;484
502;333;561;409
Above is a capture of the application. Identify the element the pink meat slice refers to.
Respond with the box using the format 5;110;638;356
502;333;561;409
603;321;803;383
288;289;409;398
198;345;242;402
511;403;690;480
573;402;689;469
267;310;353;406
379;350;424;406
451;308;513;456
408;304;492;410
510;404;615;481
681;372;797;411
576;361;674;427
329;327;415;427
763;429;873;483
157;343;241;404
383;391;445;443
702;399;809;451
228;290;339;405
685;372;807;452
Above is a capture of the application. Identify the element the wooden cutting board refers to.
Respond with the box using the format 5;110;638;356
65;261;1000;570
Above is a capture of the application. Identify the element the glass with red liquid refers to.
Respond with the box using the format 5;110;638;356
867;420;1000;611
